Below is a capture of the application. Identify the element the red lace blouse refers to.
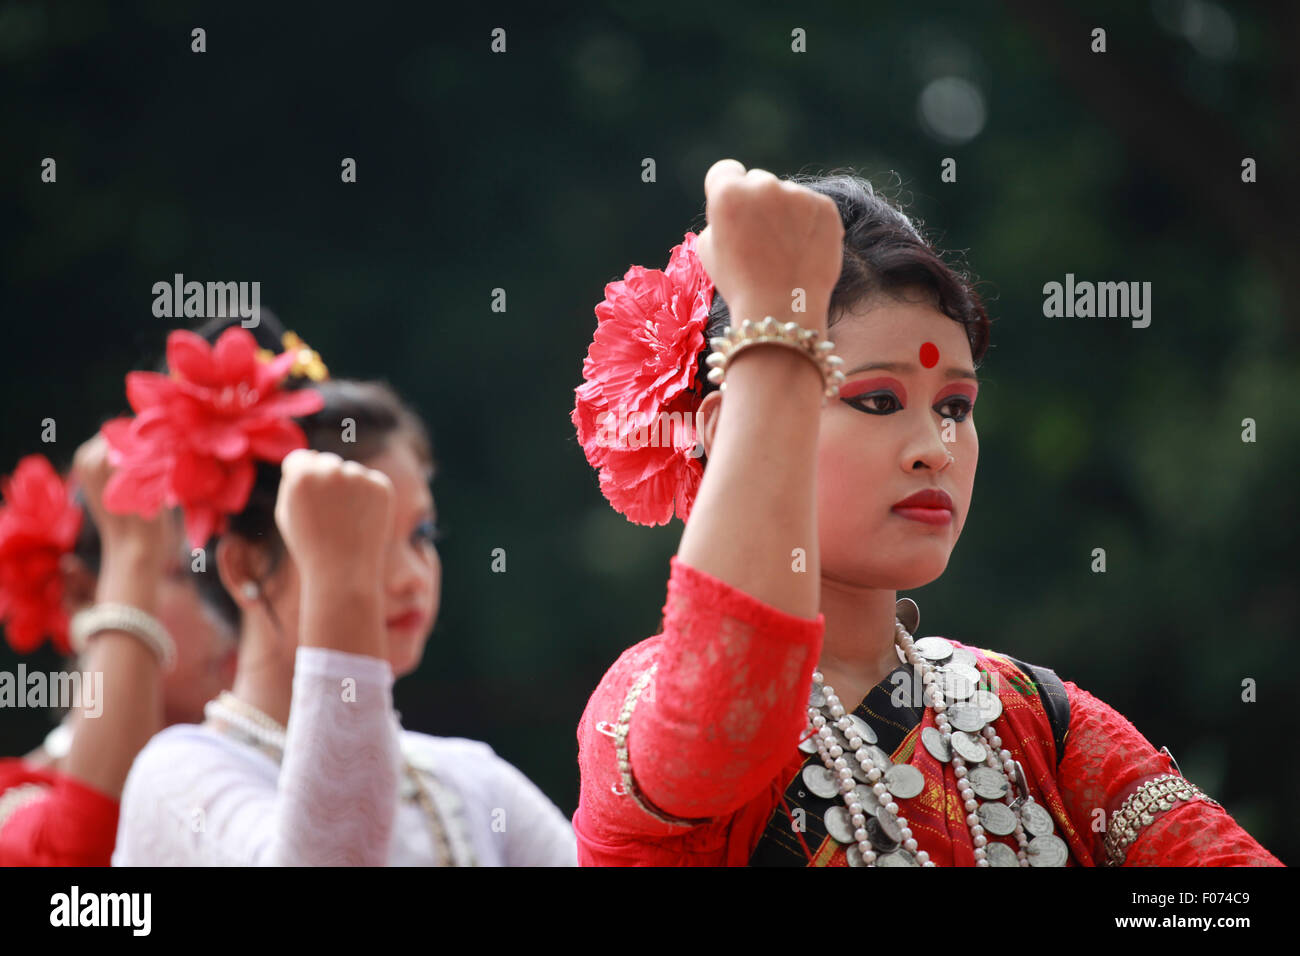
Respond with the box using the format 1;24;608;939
0;759;119;866
574;557;1283;866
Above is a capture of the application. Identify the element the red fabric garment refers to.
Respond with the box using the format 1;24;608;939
0;758;119;867
574;556;1284;866
1055;682;1282;866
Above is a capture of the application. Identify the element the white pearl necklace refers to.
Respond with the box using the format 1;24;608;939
203;691;464;865
808;617;1048;867
205;692;286;752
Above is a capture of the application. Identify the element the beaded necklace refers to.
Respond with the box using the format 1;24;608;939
804;600;1068;866
204;691;471;866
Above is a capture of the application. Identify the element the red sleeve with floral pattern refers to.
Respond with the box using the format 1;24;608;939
575;556;823;853
1055;682;1283;866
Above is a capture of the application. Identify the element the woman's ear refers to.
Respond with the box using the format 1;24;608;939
697;391;723;460
215;536;268;609
59;553;97;614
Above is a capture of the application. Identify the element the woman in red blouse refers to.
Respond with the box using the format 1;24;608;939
570;160;1283;867
0;434;237;867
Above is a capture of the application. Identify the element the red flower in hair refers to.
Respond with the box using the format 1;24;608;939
0;455;83;654
572;231;714;526
101;327;325;548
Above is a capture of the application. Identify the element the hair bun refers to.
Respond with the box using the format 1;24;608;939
191;309;287;352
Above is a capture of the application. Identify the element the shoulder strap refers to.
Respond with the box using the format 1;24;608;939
1000;655;1071;767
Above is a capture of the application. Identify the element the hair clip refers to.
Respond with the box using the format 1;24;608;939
257;331;329;382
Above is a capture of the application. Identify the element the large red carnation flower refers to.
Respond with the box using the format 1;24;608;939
0;455;83;654
101;327;325;548
572;231;713;526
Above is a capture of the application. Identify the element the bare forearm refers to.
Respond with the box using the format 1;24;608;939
297;573;385;661
61;548;165;798
677;338;823;619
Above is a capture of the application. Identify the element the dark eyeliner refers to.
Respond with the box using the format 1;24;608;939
413;518;442;545
936;397;973;422
841;390;901;414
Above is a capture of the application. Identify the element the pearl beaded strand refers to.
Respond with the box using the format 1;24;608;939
903;626;1035;867
808;616;1045;867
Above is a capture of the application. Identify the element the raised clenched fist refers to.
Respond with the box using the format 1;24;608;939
74;432;170;557
274;449;394;582
694;159;844;336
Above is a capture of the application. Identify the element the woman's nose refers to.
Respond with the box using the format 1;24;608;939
907;418;954;471
385;539;428;596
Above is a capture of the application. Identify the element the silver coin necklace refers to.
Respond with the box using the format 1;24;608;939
804;599;1069;867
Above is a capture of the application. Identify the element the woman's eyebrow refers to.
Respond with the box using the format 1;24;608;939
843;360;978;381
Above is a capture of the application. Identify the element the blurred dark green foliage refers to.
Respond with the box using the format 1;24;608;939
1;0;1294;863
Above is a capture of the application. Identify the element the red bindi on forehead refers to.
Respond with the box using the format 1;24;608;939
919;342;939;368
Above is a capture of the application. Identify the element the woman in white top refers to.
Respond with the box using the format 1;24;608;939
113;318;576;866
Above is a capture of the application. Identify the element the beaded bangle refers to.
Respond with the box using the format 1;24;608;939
612;662;710;827
705;317;845;402
70;602;177;672
1102;773;1222;866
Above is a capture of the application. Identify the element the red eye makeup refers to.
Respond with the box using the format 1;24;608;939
933;383;978;406
839;377;908;404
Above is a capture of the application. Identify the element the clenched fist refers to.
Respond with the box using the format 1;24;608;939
694;159;845;336
74;433;170;559
274;449;394;584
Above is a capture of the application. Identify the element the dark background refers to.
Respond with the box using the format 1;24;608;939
1;0;1296;864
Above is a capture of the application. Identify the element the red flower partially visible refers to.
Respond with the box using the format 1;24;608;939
0;455;82;654
572;231;714;526
101;327;325;548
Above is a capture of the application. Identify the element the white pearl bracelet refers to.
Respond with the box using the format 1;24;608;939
70;602;178;671
705;317;845;402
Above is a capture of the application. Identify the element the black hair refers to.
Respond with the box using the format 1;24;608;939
71;490;102;576
693;170;993;404
179;316;435;633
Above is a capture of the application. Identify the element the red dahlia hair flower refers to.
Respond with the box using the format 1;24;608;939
571;230;714;526
101;326;325;549
0;455;83;654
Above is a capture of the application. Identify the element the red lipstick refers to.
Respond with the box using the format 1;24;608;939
386;610;426;631
892;489;954;525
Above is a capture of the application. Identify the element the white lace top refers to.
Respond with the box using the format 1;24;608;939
112;646;576;866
